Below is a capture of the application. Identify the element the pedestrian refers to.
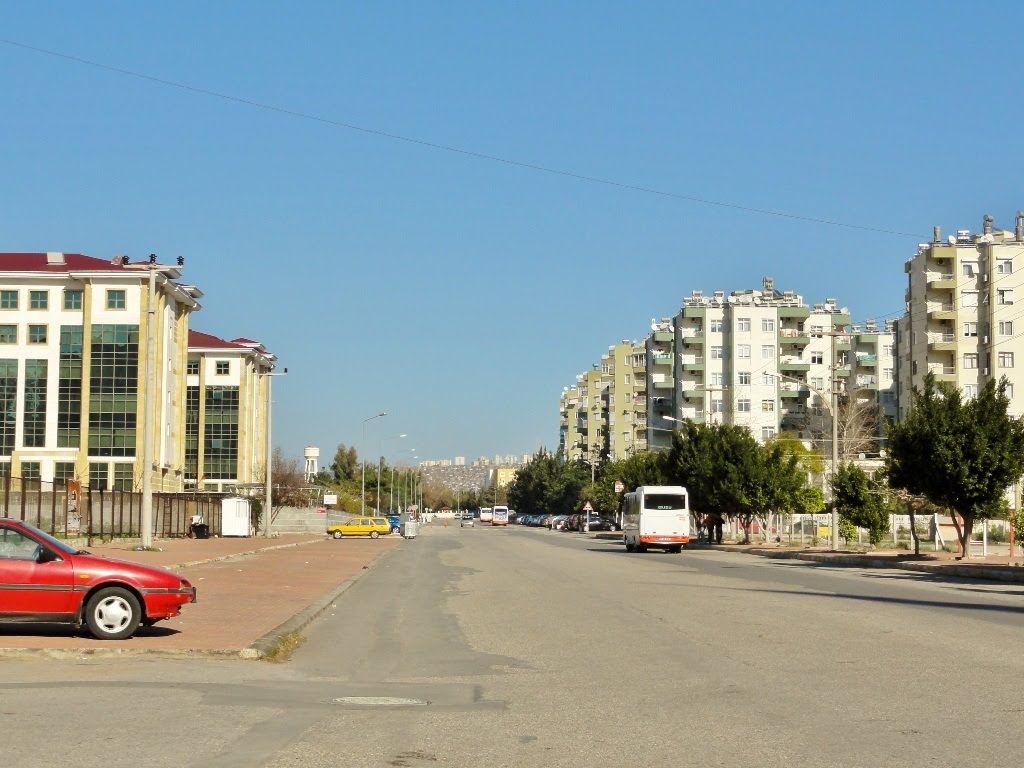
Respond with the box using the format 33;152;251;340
710;513;724;545
695;514;707;542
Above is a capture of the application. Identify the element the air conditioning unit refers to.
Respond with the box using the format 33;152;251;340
981;274;989;282
982;368;990;376
983;336;989;344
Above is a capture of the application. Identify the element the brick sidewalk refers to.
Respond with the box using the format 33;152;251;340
0;533;402;658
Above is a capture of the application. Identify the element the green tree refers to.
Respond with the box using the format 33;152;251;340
331;444;359;483
833;462;890;545
886;374;1024;557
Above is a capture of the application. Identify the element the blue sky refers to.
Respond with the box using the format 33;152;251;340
2;2;1022;465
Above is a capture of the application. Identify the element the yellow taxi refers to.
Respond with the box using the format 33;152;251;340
327;517;392;539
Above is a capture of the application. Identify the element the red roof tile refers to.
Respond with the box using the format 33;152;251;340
188;330;248;350
0;252;134;272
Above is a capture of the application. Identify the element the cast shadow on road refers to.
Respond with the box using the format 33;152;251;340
766;559;1024;592
0;623;181;639
747;586;1024;615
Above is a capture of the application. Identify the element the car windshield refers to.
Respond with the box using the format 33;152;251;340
16;520;80;555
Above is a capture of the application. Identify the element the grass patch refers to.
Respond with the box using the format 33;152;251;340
263;631;306;663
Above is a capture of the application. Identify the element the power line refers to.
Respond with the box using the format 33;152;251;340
0;37;926;240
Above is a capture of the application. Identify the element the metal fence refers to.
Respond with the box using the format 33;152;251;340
0;475;226;540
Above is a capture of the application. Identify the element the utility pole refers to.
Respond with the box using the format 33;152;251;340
831;330;840;551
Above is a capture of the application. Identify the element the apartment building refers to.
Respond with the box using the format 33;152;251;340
899;212;1024;419
185;330;275;492
0;252;201;489
598;341;648;460
559;367;604;462
643;278;896;451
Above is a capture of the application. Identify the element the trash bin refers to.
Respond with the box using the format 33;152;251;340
191;523;209;539
400;521;418;539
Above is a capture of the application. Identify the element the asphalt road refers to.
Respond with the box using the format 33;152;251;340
4;525;1023;768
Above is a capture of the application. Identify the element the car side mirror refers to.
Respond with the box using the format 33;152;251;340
36;547;61;564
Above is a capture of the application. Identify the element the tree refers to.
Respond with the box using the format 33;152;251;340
886;374;1024;557
833;462;890;545
331;444;359;483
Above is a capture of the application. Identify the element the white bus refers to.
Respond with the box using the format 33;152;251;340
491;505;509;526
479;507;493;523
622;486;690;553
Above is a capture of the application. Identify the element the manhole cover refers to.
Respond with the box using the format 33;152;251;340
332;696;428;707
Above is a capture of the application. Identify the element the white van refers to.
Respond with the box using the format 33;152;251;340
491;505;509;526
479;507;493;523
621;486;690;553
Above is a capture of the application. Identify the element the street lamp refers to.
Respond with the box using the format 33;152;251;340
260;366;288;538
378;433;406;514
390;447;416;515
361;412;386;516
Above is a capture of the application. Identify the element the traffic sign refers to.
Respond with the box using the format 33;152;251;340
583;501;593;512
614;480;624;494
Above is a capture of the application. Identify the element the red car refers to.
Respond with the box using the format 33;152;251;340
0;517;197;640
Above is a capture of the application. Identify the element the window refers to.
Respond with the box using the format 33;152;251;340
28;325;47;344
1007;384;1015;399
811;377;824;390
113;463;134;491
737;399;751;413
737;318;751;332
998;289;1014;305
711;372;724;386
962;384;978;398
187;360;199;375
884;344;895;357
999;321;1014;336
738;372;751;385
88;324;139;458
883;368;894;379
737;344;751;359
762;318;775;332
998;259;1013;274
963;353;979;369
762;372;774;386
106;290;126;310
961;291;978;307
962;262;977;277
29;290;48;310
63;290;83;310
710;319;723;333
963;322;978;337
204;386;240;479
710;399;724;413
809;325;824;338
999;352;1014;368
0;527;42;560
811;351;824;364
762;399;775;412
0;325;16;344
216;361;230;375
23;360;47;447
58;326;83;448
20;462;40;481
761;426;776;440
711;346;724;360
0;291;17;310
761;345;775;359
89;463;109;490
54;462;75;484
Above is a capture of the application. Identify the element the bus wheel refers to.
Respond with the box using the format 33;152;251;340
625;542;635;553
669;545;683;554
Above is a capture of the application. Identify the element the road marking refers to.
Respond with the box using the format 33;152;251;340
332;696;428;707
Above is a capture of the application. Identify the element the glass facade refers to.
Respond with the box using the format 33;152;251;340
23;360;47;448
113;462;134;491
58;326;83;447
0;360;15;454
88;325;139;457
203;386;239;479
185;385;200;482
89;462;108;490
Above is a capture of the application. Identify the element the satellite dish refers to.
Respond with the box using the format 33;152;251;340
651;319;659;331
948;235;956;245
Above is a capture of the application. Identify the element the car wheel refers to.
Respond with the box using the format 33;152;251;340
332;530;343;539
85;586;142;640
625;542;635;553
370;531;380;539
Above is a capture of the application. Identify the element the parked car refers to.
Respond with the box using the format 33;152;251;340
582;517;617;532
461;515;475;527
327;517;392;539
0;517;197;640
387;515;401;533
549;515;569;530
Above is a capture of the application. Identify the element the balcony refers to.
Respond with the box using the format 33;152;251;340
781;413;807;429
926;271;956;289
653;379;674;390
778;306;810;319
779;383;810;399
652;353;673;366
681;332;704;345
928;364;957;384
856;375;878;388
855;353;878;367
680;357;705;372
927;331;956;351
681;387;703;400
779;328;811;345
926;302;956;320
779;356;811;372
653;331;673;343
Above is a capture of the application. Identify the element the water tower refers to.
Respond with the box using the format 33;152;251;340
304;446;320;482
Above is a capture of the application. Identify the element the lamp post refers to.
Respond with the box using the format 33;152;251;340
378;433;406;515
361;411;386;516
260;366;288;537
